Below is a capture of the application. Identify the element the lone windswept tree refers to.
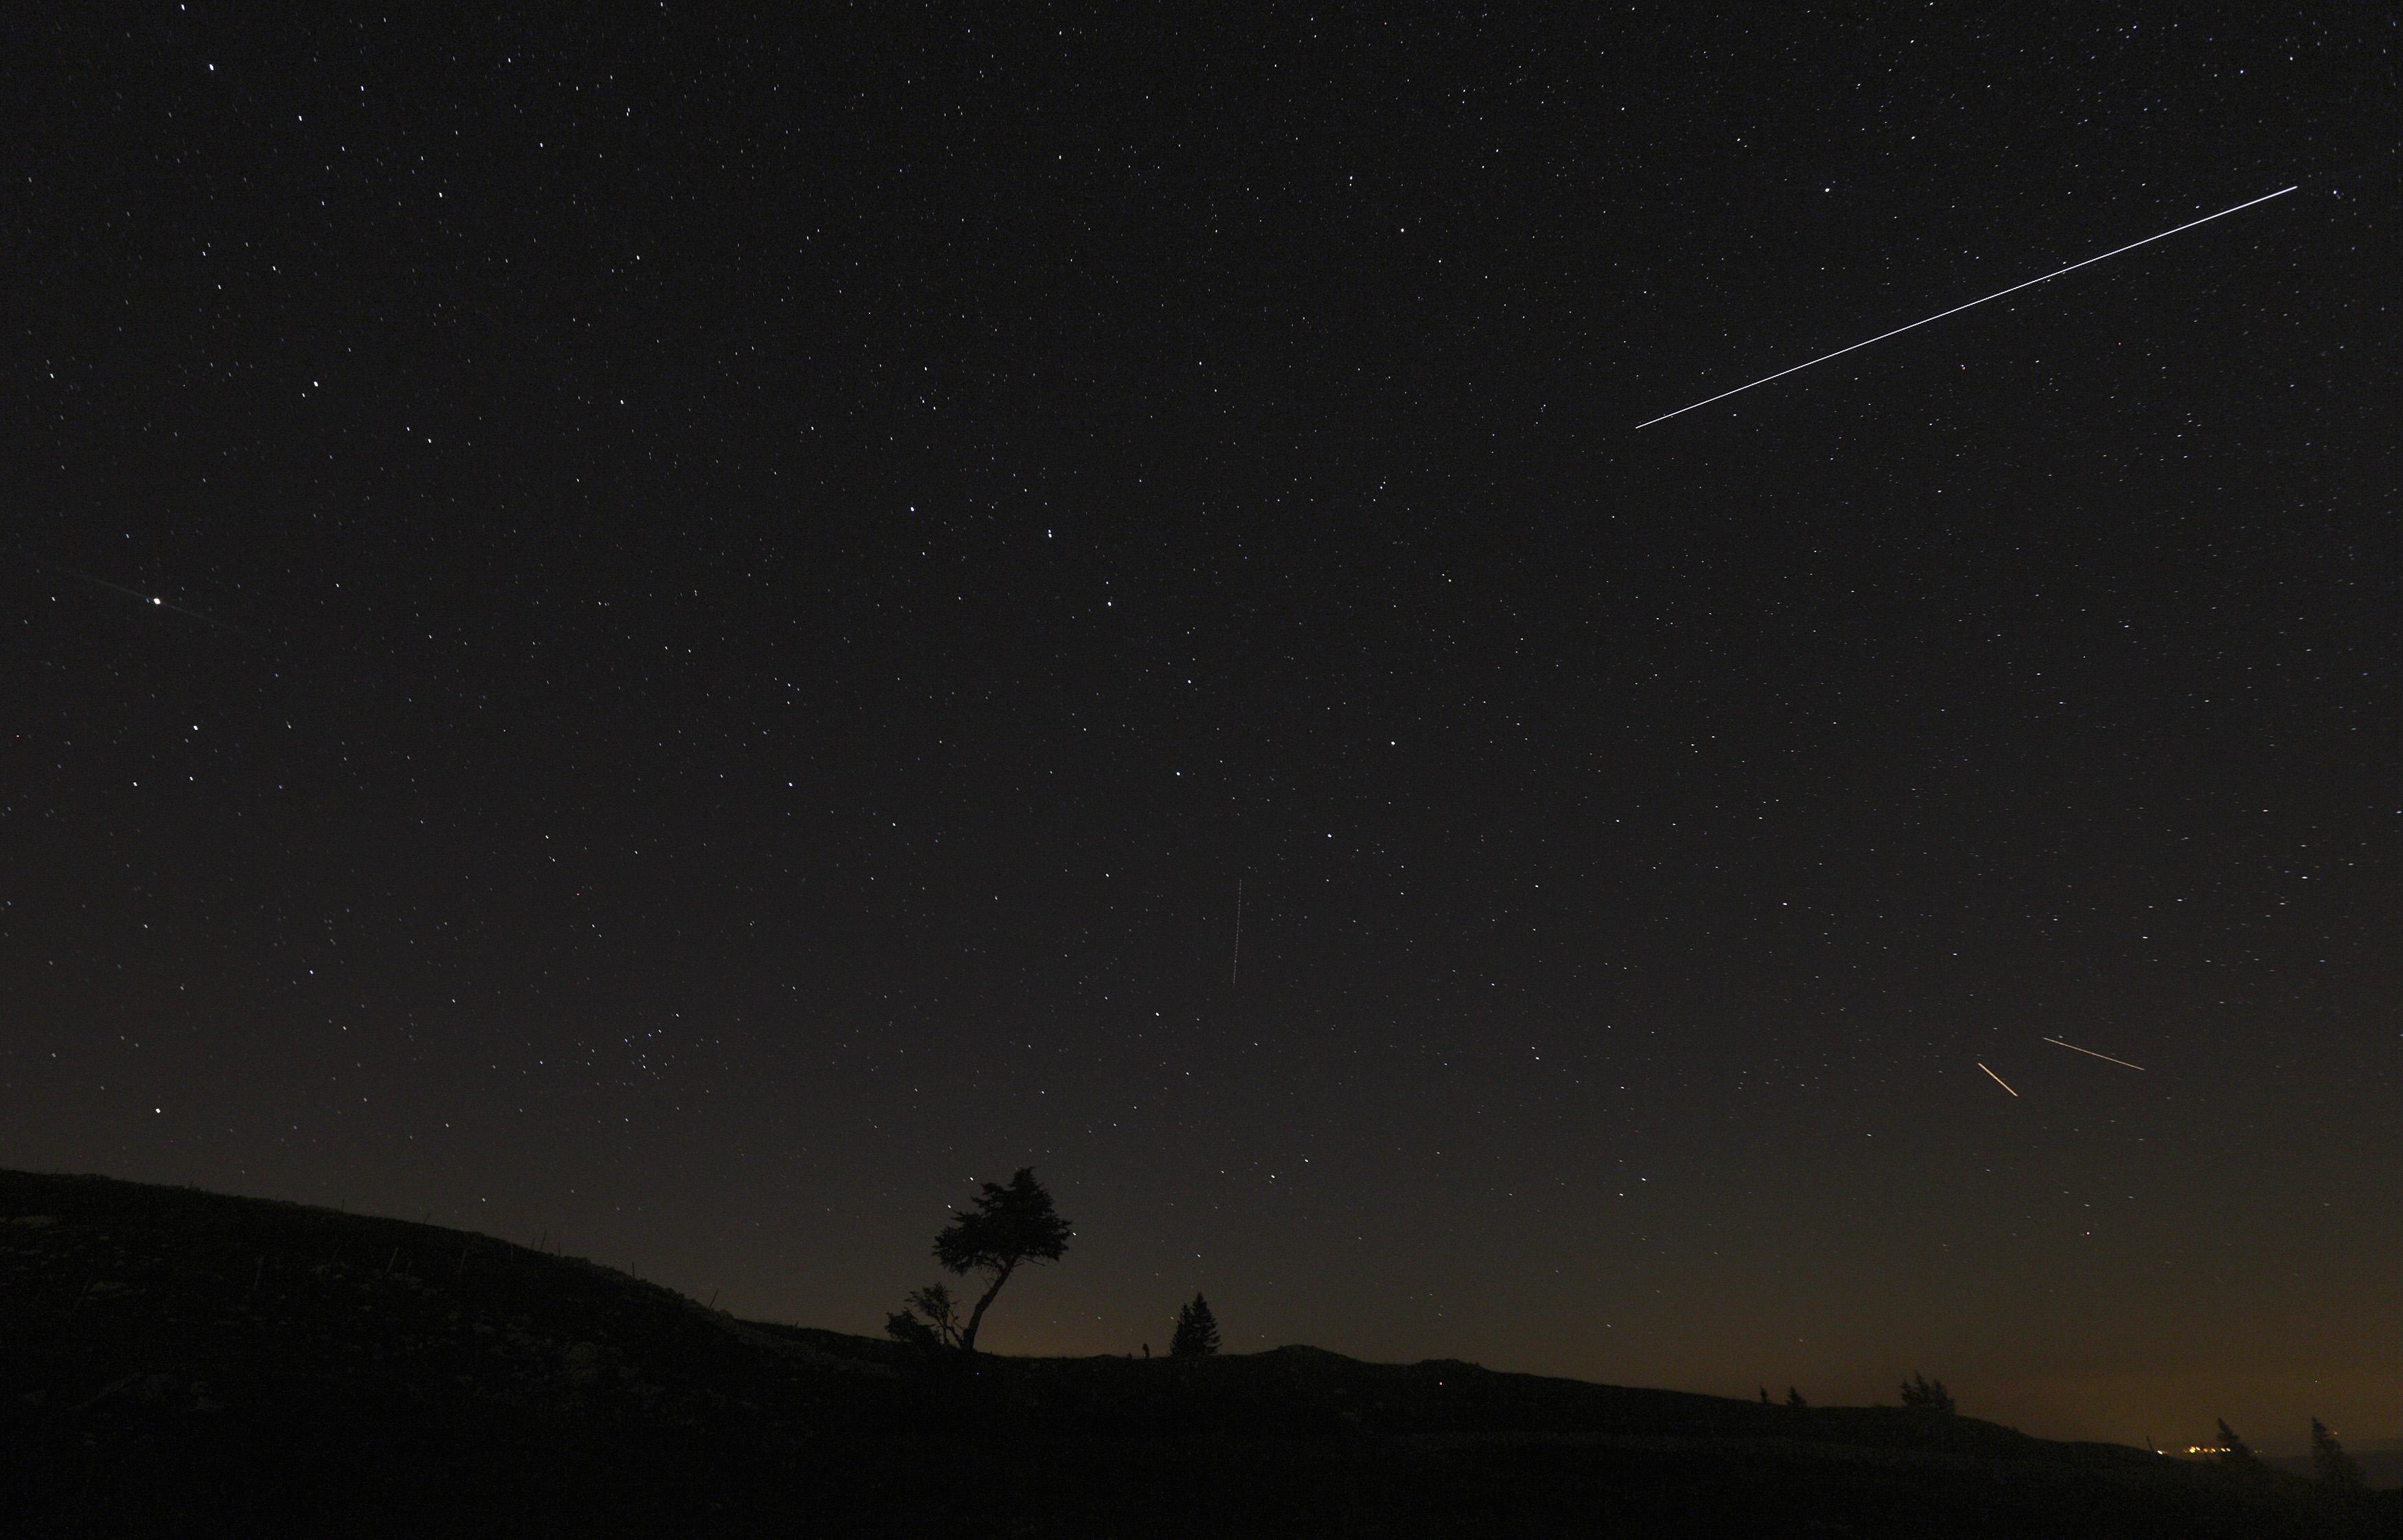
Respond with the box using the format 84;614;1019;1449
1900;1373;1956;1414
1170;1293;1221;1357
2213;1418;2261;1469
898;1167;1072;1353
2310;1418;2365;1489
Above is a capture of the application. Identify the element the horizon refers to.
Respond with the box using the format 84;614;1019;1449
10;1159;2386;1457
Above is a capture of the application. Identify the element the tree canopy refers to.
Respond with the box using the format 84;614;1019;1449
930;1167;1073;1353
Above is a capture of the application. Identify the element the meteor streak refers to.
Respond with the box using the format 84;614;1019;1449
1231;877;1243;988
1635;185;2299;429
73;570;184;611
28;555;232;629
1977;1062;2019;1097
2043;1036;2146;1071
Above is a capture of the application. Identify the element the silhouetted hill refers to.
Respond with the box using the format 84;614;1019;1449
2;1169;2384;1537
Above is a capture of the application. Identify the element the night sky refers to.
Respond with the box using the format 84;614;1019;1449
6;9;2393;1452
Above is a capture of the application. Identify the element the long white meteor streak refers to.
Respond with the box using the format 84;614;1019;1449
2043;1036;2146;1072
1635;185;2298;429
1977;1062;2019;1097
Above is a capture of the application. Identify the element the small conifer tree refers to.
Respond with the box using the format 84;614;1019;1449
2310;1418;2366;1489
1170;1292;1221;1357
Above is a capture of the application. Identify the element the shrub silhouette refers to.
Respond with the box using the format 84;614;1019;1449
2212;1418;2262;1470
1786;1386;1808;1412
883;1282;964;1350
1170;1293;1220;1358
2309;1417;2365;1489
1900;1373;1955;1414
912;1167;1072;1353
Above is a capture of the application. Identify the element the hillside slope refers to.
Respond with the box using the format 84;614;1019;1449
1;1170;2380;1537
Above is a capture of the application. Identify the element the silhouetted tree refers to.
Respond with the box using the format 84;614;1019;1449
884;1282;964;1350
1900;1372;1956;1414
1758;1386;1770;1405
2310;1418;2366;1489
1786;1386;1807;1412
931;1168;1073;1353
2213;1418;2261;1469
1170;1293;1220;1357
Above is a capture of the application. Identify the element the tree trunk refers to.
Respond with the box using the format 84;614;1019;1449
957;1261;1015;1353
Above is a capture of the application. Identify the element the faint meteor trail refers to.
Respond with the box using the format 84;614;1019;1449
1977;1062;2019;1097
1230;878;1243;987
2043;1036;2146;1071
73;570;194;614
70;571;229;628
1635;185;2299;429
23;552;231;628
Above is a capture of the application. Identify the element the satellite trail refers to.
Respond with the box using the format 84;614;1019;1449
1977;1062;2019;1097
1635;185;2297;429
2043;1036;2146;1071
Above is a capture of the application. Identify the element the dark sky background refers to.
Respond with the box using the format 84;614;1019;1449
5;8;2393;1451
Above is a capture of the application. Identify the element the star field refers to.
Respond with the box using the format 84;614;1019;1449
3;8;2393;1453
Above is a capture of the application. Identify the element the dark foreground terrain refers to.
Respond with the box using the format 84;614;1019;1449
2;1170;2386;1537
